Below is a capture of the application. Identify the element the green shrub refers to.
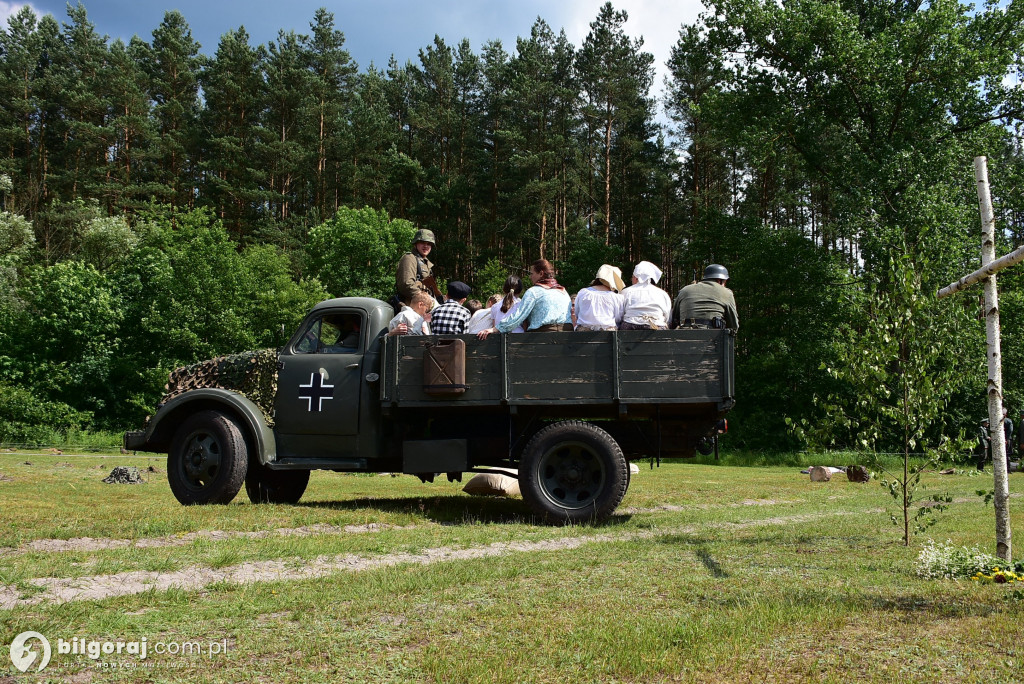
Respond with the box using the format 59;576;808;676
305;206;416;299
0;382;91;445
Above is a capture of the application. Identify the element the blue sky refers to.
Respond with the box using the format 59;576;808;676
1;0;705;109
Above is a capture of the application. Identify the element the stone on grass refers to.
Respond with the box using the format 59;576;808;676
103;466;146;485
808;466;832;482
629;463;640;475
846;465;870;483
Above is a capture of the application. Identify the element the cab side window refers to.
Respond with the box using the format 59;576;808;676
294;313;362;354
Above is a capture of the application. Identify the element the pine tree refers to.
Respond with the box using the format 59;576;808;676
56;3;113;205
410;35;458;234
0;6;43;213
105;37;156;215
27;14;74;258
199;27;269;241
146;11;204;209
665;24;730;223
264;29;311;235
302;8;356;218
576;3;654;246
505;21;565;260
381;57;422;220
350;67;400;209
479;38;513;258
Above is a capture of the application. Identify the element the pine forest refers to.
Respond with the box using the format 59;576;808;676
1;1;1023;454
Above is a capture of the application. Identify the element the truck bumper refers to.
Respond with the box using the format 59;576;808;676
123;430;148;451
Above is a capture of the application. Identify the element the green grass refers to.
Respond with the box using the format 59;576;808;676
0;452;1022;682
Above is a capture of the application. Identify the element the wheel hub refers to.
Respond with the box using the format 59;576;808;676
538;442;605;508
181;433;221;487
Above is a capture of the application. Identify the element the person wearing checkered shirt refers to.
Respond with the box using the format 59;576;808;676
430;281;472;334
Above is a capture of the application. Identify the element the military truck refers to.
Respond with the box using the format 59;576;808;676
125;297;735;523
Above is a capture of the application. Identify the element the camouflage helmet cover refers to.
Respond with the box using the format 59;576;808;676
703;264;729;281
412;229;436;246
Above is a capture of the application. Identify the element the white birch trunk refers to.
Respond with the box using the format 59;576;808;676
976;156;1012;561
937;243;1024;299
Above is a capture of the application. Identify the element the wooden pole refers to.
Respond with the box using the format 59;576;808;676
975;156;1012;562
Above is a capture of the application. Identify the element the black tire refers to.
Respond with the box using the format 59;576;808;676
167;410;248;505
519;420;628;524
245;462;310;504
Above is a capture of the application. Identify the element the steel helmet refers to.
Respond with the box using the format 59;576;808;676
412;229;436;246
703;264;729;281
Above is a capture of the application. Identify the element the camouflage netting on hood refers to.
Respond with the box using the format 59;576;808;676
162;349;279;427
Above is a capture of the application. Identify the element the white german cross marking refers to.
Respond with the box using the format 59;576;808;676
299;372;334;412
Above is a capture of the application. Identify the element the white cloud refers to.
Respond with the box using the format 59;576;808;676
0;1;41;29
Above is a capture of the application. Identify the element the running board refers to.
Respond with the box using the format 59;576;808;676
266;458;367;471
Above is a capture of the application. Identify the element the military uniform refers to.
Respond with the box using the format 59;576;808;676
673;279;739;331
395;251;434;304
1017;414;1024;457
395;229;437;305
976;422;991;471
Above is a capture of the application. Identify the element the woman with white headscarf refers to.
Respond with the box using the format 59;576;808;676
574;264;626;331
619;261;672;330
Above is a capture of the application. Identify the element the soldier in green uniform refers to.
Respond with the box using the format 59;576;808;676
395;229;437;305
1016;409;1024;460
672;264;739;331
976;418;991;471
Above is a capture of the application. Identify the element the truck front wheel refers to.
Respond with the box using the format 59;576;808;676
519;421;628;524
167;410;248;505
245;463;310;504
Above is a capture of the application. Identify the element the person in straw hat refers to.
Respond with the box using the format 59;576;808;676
573;264;626;331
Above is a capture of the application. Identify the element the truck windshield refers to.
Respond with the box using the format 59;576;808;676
295;313;362;354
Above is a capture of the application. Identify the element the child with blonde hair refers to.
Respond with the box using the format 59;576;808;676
388;291;432;336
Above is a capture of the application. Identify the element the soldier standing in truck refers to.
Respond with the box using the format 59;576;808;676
673;264;739;332
395;229;441;306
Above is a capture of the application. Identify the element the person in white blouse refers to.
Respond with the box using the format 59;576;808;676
491;275;525;333
619;260;672;330
467;294;501;333
574;264;625;331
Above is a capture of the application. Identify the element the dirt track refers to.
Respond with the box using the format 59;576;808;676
0;510;873;609
0;523;412;557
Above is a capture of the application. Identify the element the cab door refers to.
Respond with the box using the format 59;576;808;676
275;310;364;438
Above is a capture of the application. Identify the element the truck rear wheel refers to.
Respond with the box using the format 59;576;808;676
167;410;248;505
519;420;628;524
245;463;310;504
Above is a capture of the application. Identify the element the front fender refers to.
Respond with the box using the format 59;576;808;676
126;389;277;466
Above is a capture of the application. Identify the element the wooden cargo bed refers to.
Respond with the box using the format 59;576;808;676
380;329;734;411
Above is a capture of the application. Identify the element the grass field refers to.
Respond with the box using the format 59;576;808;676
0;451;1022;683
